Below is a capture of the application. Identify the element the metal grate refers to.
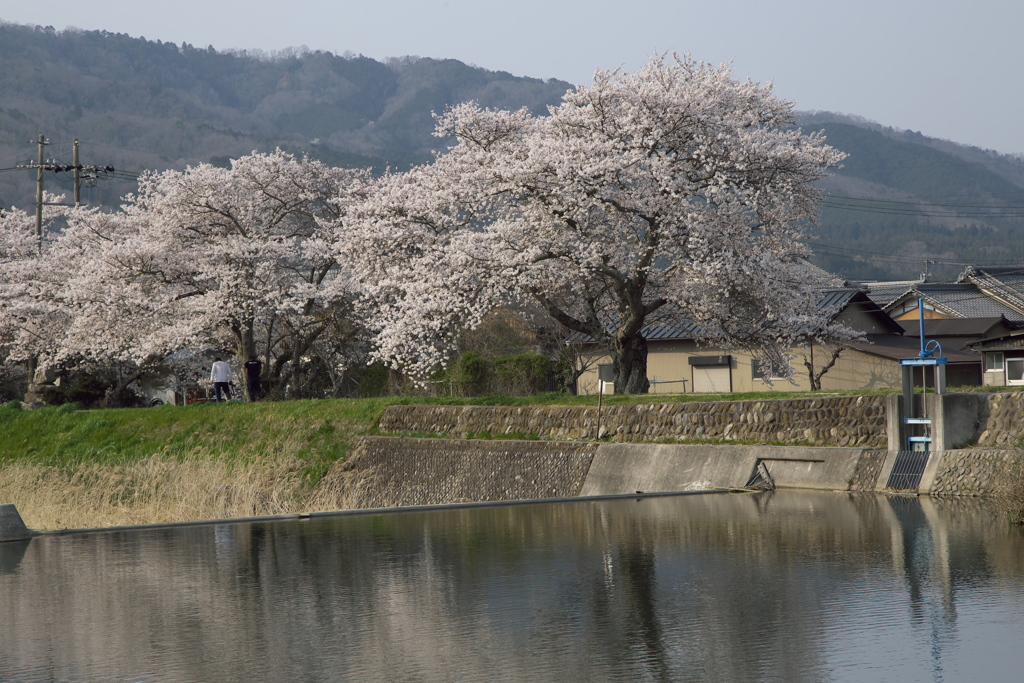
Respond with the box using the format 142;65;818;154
886;450;931;491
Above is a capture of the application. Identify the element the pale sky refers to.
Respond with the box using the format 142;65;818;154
3;0;1023;154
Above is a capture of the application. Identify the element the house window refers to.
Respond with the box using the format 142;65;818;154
751;359;784;381
985;352;1004;372
1007;358;1024;386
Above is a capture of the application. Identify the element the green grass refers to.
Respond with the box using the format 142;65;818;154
0;388;902;474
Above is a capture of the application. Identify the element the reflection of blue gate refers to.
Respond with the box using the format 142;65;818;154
887;450;931;490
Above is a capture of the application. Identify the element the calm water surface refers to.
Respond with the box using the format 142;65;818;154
2;491;1024;682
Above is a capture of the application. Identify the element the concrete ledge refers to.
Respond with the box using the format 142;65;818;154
0;504;32;542
581;443;866;495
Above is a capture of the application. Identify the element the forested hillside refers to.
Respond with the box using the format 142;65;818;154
0;22;570;209
3;20;1024;282
799;113;1024;281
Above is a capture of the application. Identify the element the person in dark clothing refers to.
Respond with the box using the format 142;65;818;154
243;355;263;401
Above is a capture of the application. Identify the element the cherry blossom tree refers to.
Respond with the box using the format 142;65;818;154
58;150;373;397
0;196;72;373
345;54;848;393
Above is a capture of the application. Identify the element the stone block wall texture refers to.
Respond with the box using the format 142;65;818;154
977;393;1024;447
314;437;597;509
379;395;889;448
928;449;1024;496
850;450;889;491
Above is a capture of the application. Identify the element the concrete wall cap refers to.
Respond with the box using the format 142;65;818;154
1;504;32;542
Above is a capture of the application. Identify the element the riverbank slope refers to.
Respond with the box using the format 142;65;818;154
6;389;1023;531
3;391;842;529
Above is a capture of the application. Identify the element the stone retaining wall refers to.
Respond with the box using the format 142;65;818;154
927;449;1024;496
977;393;1024;447
380;395;889;448
850;449;889;491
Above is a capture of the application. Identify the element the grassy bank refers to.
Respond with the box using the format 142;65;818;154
1;397;392;530
2;389;899;465
2;389;893;530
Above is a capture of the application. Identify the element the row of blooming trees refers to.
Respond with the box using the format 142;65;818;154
1;153;373;402
1;55;853;400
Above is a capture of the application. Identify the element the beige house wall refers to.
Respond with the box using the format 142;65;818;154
578;343;903;395
579;340;702;395
815;349;903;391
983;368;1007;387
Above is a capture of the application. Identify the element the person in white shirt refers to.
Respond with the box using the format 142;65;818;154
210;357;233;402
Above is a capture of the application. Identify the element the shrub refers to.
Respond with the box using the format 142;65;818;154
492;354;553;396
349;363;389;398
42;374;110;408
449;352;488;396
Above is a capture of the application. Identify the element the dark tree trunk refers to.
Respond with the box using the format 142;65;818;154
804;344;843;392
526;287;659;395
106;369;143;408
613;333;650;394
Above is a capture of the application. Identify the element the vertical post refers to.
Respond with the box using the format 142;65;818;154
34;134;45;250
918;297;926;358
901;365;914;419
73;138;81;206
596;364;614;440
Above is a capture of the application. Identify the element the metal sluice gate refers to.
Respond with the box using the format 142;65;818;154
886;450;931;491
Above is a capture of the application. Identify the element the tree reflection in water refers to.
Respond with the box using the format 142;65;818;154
2;491;1023;682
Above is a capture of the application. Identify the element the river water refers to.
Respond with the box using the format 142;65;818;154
2;491;1024;682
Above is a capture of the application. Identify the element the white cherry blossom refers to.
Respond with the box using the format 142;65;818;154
343;54;850;392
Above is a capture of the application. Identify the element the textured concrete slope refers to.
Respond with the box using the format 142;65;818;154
581;444;866;495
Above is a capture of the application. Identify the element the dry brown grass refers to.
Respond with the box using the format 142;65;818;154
0;452;316;530
994;458;1024;526
306;439;423;511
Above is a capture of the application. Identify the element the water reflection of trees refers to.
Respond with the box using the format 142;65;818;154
1;493;1022;681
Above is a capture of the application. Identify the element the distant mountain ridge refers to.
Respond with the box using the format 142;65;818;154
3;20;1024;282
797;112;1024;281
0;21;571;208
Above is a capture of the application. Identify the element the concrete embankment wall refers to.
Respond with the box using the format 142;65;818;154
316;437;896;509
316;437;1024;509
314;394;1024;509
0;504;32;542
579;443;886;495
380;395;889;448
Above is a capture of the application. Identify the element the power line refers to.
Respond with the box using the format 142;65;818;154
824;193;1024;210
820;188;1024;219
821;200;1024;219
806;239;1024;265
9;136;124;244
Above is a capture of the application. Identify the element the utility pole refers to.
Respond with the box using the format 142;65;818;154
921;259;936;283
16;136;117;248
34;134;49;249
73;138;81;206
